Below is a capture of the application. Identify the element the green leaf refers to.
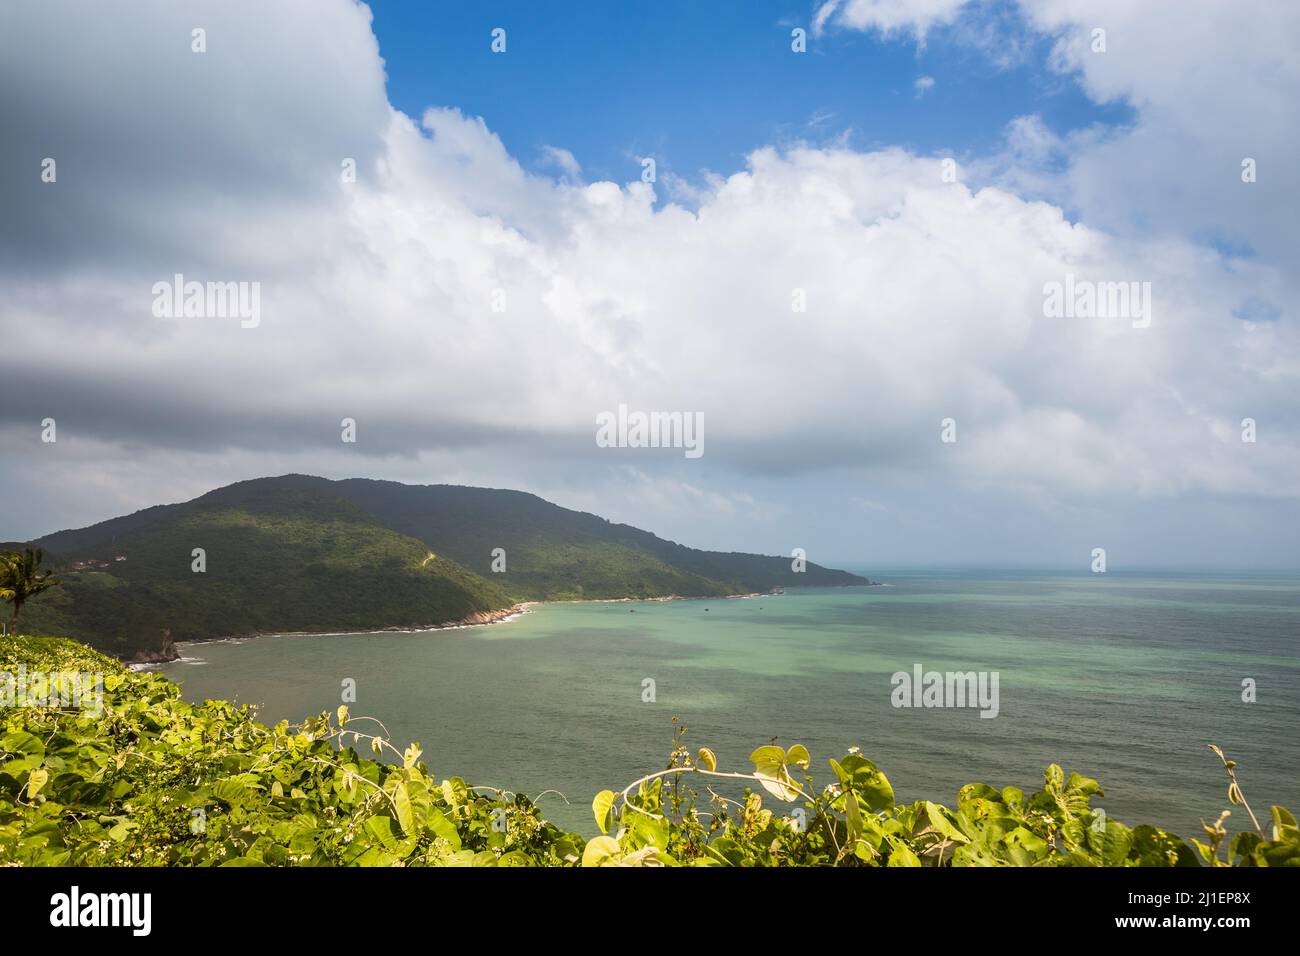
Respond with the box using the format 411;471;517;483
844;790;863;843
1272;805;1299;842
887;841;922;867
1088;819;1134;866
365;815;398;850
750;745;786;776
592;790;616;834
628;812;669;849
402;743;422;769
750;745;798;801
581;835;621;867
426;808;461;849
25;768;49;800
785;744;811;769
393;782;414;835
835;754;895;812
924;801;970;844
2;731;45;757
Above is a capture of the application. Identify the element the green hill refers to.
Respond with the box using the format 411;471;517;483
20;475;873;659
326;477;873;599
23;482;512;660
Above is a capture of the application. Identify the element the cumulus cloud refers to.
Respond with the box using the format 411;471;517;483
0;0;1296;563
821;0;1300;272
1024;0;1300;274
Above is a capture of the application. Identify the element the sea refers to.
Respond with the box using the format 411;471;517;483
159;568;1300;839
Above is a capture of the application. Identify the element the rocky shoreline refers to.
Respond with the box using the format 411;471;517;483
127;630;179;666
128;644;180;665
129;603;530;667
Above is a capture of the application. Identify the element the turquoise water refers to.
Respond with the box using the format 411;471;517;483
160;569;1300;838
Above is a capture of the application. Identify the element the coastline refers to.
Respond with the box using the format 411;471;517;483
133;602;532;669
153;594;707;665
137;582;882;670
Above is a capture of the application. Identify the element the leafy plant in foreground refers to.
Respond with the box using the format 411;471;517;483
2;636;1296;867
585;720;1298;867
1;636;580;866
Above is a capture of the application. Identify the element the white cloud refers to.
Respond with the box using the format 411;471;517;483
1026;1;1300;271
822;0;1300;273
0;0;1296;559
538;145;583;182
814;0;972;40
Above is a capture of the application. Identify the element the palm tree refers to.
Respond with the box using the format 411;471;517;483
0;555;13;604
0;548;61;633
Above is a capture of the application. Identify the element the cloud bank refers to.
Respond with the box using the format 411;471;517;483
0;0;1295;565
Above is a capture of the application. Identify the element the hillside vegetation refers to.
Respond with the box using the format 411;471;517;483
327;477;873;598
23;475;873;658
22;485;511;660
2;635;1294;867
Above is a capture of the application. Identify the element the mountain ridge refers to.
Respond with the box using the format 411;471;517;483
18;474;875;660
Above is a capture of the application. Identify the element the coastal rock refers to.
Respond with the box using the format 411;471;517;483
129;629;178;664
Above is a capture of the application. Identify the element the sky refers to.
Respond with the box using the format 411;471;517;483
1;0;1297;569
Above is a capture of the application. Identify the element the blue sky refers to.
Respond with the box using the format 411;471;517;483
368;0;1130;187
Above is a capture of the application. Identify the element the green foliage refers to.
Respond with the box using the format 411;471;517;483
578;723;1298;868
5;637;1292;868
324;476;874;598
0;547;61;625
1;636;580;866
22;485;512;659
